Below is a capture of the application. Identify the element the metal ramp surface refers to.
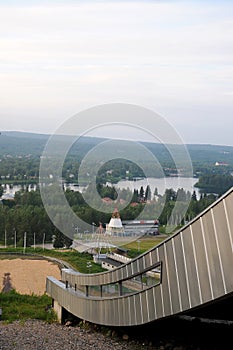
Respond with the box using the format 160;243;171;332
47;187;233;326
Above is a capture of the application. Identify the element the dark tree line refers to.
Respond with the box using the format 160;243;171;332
0;184;219;248
195;174;233;195
0;190;72;248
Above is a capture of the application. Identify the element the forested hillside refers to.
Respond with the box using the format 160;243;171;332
1;131;233;184
0;132;232;247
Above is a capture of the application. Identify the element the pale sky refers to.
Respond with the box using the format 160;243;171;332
0;0;233;145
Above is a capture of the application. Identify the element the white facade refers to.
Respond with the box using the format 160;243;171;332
105;211;125;236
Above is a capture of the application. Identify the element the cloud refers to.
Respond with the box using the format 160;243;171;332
0;1;233;144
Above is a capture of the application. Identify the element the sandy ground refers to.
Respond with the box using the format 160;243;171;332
0;259;61;295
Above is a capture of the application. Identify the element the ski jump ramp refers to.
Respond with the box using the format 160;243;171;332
47;187;233;326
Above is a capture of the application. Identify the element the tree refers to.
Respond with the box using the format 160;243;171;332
53;228;73;249
139;186;144;201
191;190;197;201
0;185;3;197
165;188;176;202
131;189;139;203
145;185;151;201
176;188;187;201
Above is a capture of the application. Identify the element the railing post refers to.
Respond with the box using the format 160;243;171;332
119;281;123;296
140;275;143;290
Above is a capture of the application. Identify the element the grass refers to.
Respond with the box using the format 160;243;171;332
0;248;105;324
0;236;168;323
122;236;166;258
0;290;57;323
0;247;105;274
0;235;168;269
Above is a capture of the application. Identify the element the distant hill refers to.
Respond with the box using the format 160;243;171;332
0;131;102;157
0;131;49;156
1;131;233;169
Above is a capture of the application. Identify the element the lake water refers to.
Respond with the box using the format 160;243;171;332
1;177;199;199
114;177;199;197
1;184;37;199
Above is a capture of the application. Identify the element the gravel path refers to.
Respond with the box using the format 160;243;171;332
1;318;231;349
0;320;148;350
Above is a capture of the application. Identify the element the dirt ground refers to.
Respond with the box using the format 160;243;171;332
0;259;61;295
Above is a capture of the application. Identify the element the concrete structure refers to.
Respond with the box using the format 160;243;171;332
101;252;132;270
47;187;233;326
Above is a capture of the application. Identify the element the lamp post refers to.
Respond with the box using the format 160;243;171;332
92;222;96;235
137;240;141;252
4;228;6;248
23;232;27;254
14;229;17;249
87;261;92;274
74;226;79;238
33;232;36;250
43;232;45;250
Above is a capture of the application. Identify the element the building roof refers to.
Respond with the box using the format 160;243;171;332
102;257;122;267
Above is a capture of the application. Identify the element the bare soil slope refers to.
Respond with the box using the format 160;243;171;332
0;259;61;295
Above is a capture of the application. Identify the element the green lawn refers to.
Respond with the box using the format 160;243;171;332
122;235;167;258
0;290;56;323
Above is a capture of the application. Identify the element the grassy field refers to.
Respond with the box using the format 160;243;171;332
0;235;168;269
0;290;56;323
122;235;167;258
123;235;166;251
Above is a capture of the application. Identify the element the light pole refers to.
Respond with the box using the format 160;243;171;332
87;261;92;274
74;226;79;238
92;222;96;235
84;230;89;238
4;228;6;248
23;232;27;254
34;232;36;250
137;240;141;252
14;229;17;249
43;232;45;250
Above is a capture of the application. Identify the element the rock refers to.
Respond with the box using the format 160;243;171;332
111;330;117;337
122;334;129;341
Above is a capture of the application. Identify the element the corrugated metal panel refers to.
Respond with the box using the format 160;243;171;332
202;211;225;298
191;220;212;303
165;239;181;314
182;226;201;308
158;244;172;316
213;201;233;292
47;188;233;327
